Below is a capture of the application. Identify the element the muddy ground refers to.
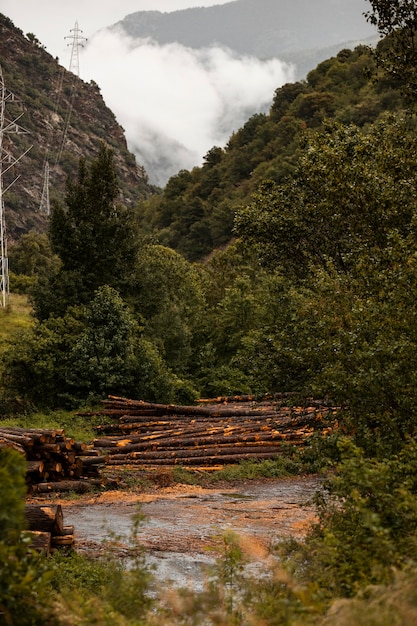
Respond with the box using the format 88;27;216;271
30;474;321;590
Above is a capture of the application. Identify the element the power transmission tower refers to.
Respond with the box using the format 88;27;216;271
66;21;87;78
0;64;31;307
39;160;50;215
55;22;87;165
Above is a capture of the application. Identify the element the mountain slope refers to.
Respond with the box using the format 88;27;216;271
0;13;153;240
136;43;407;261
113;0;377;78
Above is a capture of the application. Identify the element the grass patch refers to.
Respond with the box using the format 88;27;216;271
207;455;305;482
170;453;307;486
0;409;112;443
0;293;33;353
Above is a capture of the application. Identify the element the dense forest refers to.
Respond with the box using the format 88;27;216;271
2;0;417;624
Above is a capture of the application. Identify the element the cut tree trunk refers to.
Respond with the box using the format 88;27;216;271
27;530;51;555
25;504;64;535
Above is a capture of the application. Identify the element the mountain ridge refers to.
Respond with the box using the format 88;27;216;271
0;13;153;240
113;0;377;78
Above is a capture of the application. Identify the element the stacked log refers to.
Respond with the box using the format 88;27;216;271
89;396;337;468
25;504;74;554
0;426;107;493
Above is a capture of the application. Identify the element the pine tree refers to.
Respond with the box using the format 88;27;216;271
33;144;138;319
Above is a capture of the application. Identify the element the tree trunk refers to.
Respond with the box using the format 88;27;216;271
25;504;65;535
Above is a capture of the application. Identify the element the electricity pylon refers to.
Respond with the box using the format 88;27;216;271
55;22;87;165
39;160;50;215
0;64;31;307
66;21;87;78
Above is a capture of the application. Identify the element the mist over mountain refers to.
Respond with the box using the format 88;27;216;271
82;0;376;186
114;0;376;75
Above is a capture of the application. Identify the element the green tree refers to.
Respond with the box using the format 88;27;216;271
3;286;177;407
33;144;138;319
66;285;144;402
133;244;205;375
288;439;417;598
365;0;417;102
8;232;60;294
235;115;417;444
235;116;417;279
8;232;59;277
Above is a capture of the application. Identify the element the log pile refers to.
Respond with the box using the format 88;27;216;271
25;504;74;554
0;426;106;493
90;396;337;468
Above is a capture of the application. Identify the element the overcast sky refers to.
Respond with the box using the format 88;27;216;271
1;1;230;58
2;0;294;185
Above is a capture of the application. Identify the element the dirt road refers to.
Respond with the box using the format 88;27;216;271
51;475;320;590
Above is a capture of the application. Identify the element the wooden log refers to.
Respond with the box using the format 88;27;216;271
44;461;63;474
57;439;75;451
1;426;66;440
25;504;65;535
63;452;77;465
102;429;308;456
104;396;281;418
106;450;283;466
0;431;34;447
52;534;75;547
33;479;104;494
26;530;51;555
107;442;284;461
36;442;61;454
80;455;107;466
26;460;45;474
0;438;25;454
73;441;88;452
79;449;102;456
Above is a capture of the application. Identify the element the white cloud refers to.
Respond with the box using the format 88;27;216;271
80;30;295;185
2;1;231;59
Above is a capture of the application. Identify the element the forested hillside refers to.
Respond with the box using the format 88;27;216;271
0;13;153;239
137;42;406;261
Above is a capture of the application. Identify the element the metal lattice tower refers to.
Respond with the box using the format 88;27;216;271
66;21;87;77
0;64;31;307
55;22;87;165
39;160;50;215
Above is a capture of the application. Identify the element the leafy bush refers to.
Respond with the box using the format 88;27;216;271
284;439;417;599
0;449;55;625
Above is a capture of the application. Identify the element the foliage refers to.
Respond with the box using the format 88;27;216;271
234;115;417;448
0;448;26;536
136;44;406;261
235;115;417;277
365;0;417;102
2;286;177;408
316;568;417;626
132;244;205;375
8;232;59;278
32;145;139;320
284;439;417;599
0;449;55;625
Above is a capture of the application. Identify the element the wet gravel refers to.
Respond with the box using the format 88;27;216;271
59;476;321;590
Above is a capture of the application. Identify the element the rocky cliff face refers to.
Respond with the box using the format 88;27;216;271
0;13;154;240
